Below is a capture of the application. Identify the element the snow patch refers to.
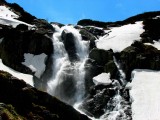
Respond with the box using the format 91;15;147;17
0;6;33;28
0;16;33;28
0;59;33;86
130;69;160;120
0;6;19;19
144;40;160;50
93;73;112;85
22;53;48;78
96;22;144;52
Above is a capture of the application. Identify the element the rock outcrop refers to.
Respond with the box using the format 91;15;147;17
120;41;160;80
84;48;120;93
0;24;53;74
0;70;90;120
141;18;160;43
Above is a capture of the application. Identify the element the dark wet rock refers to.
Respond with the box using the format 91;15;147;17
0;70;90;120
120;41;160;80
0;25;53;75
79;28;96;41
104;60;120;79
61;30;79;61
141;18;160;43
84;58;104;94
85;49;115;94
79;28;97;50
31;19;55;36
83;26;106;38
16;24;29;31
80;83;117;118
89;48;113;66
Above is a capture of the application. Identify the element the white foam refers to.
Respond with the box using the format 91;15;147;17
0;59;33;86
96;22;144;52
22;53;48;78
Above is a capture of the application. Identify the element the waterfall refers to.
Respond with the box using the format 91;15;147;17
96;57;131;120
47;24;131;119
113;56;126;86
47;24;89;105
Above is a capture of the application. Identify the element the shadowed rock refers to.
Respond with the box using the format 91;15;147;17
0;70;90;120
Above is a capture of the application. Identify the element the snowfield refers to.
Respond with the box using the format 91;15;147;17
130;69;160;120
0;59;33;86
22;53;48;78
96;21;144;52
0;6;33;28
0;6;19;18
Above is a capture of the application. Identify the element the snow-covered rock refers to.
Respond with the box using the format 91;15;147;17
22;53;48;78
130;69;160;120
0;6;33;28
93;73;112;85
0;59;33;86
96;22;144;52
144;40;160;50
0;6;19;19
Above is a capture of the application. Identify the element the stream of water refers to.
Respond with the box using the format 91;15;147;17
47;24;89;105
47;24;131;120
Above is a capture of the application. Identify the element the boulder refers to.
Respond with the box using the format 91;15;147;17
31;19;55;36
141;18;160;42
61;30;78;61
79;28;96;41
104;60;120;79
0;70;90;120
79;29;97;50
120;41;160;80
16;24;29;31
84;59;104;93
80;83;117;118
89;48;113;66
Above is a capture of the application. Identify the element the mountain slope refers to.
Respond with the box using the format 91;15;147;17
1;0;160;120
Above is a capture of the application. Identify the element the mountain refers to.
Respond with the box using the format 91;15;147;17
0;0;160;120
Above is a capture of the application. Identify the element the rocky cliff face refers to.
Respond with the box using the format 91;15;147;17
0;70;90;120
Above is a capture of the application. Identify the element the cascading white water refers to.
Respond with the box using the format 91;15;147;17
113;56;126;86
47;24;131;120
98;56;131;120
47;24;89;105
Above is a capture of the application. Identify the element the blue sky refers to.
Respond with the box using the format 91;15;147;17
6;0;160;24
